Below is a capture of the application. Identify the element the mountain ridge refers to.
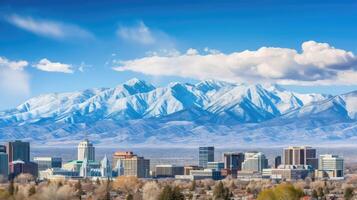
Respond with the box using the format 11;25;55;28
0;78;356;146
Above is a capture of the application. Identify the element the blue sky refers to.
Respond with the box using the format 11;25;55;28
1;0;357;109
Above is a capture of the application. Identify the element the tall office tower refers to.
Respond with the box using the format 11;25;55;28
283;146;318;169
77;139;95;161
33;157;62;171
121;156;150;178
317;154;344;178
0;145;6;153
112;151;135;168
0;152;8;179
223;152;245;171
100;155;112;177
274;156;282;168
199;146;214;168
6;140;30;163
241;152;268;172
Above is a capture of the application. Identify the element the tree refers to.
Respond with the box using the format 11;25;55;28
75;180;83;200
257;184;303;200
28;185;36;196
190;180;196;191
344;187;354;200
126;193;133;200
143;181;160;200
113;176;140;194
8;179;15;196
96;178;101;185
213;181;230;200
158;185;184;200
312;189;318;199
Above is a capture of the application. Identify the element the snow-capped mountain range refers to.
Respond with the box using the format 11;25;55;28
0;78;357;147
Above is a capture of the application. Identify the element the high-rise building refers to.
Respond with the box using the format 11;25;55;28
199;146;214;168
6;140;30;163
112;151;135;168
0;145;6;153
223;152;245;171
77;139;95;161
100;155;112;178
316;154;344;179
0;152;9;179
283;146;318;169
33;157;62;171
121;156;150;178
274;156;282;168
241;152;268;172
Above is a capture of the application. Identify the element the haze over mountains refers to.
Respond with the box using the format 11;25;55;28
0;78;356;147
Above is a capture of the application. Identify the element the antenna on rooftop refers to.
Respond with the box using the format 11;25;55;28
84;131;88;141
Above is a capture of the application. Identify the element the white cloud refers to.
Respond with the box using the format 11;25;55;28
6;14;93;40
0;57;30;104
0;57;28;70
116;21;175;49
117;21;155;45
34;58;74;73
113;41;357;85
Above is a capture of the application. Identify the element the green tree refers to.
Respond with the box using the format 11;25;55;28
257;184;303;200
126;193;133;200
28;185;36;196
344;187;354;200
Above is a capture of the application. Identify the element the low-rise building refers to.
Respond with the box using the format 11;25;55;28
155;165;184;178
33;157;62;171
184;165;201;175
270;165;313;181
207;162;224;171
189;169;222;180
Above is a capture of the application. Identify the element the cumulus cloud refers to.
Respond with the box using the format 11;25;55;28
6;14;93;40
34;58;74;73
0;57;30;105
113;41;357;85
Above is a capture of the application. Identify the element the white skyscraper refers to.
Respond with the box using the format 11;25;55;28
77;139;95;161
241;152;268;172
100;155;112;178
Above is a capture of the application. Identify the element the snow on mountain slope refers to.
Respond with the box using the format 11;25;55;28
0;78;356;146
0;78;332;125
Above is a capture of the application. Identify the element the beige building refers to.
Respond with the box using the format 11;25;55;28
112;151;150;178
270;165;312;180
283;146;318;169
112;151;135;168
